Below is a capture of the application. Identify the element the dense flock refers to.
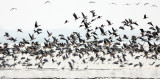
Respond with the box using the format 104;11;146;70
0;10;160;70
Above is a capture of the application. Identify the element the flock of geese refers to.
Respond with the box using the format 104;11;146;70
10;1;158;11
0;10;160;70
90;1;158;7
110;2;158;7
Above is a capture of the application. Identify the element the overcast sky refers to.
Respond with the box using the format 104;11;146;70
0;0;160;43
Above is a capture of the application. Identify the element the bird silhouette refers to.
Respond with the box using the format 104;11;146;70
143;14;148;19
10;8;17;11
73;13;80;20
35;21;40;28
44;1;51;4
29;34;36;41
106;20;113;26
47;30;52;37
17;29;23;33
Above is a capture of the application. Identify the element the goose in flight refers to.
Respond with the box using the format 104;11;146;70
124;3;131;5
73;13;80;20
28;33;36;41
4;32;10;37
64;20;69;24
90;10;96;17
144;3;149;6
10;8;17;11
106;20;113;26
143;14;148;19
110;3;117;5
47;30;52;37
148;22;153;26
152;5;158;7
17;29;23;33
34;28;42;34
136;2;141;5
89;1;95;3
44;1;51;4
35;21;41;28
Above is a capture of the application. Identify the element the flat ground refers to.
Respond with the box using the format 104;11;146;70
0;68;160;79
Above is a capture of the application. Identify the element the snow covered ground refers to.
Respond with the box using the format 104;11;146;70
0;68;160;78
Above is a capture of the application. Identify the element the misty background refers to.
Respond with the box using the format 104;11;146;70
0;0;160;43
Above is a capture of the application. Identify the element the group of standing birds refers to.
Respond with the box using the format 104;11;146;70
0;10;160;70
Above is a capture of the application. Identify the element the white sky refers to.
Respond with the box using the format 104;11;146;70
0;0;160;42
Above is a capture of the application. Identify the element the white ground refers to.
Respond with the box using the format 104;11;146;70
0;68;160;78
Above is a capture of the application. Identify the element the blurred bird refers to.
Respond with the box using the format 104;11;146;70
29;34;36;41
10;8;17;11
4;32;10;37
17;29;23;33
73;13;80;20
143;14;148;19
106;20;113;26
64;20;69;24
44;1;51;4
47;30;52;37
35;21;41;28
